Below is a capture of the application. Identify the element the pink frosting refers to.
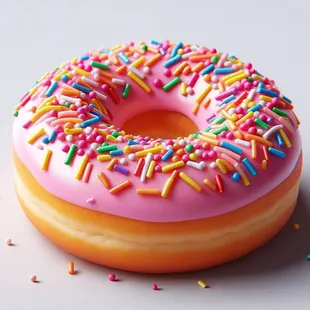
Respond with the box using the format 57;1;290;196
12;41;302;222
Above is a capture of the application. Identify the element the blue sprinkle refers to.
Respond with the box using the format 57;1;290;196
45;81;58;97
258;82;264;88
128;139;139;146
228;55;236;59
118;52;130;64
110;150;124;156
163;55;182;68
89;104;94;109
248;103;263;112
257;87;279;98
208;117;216;124
307;254;310;261
200;64;215;76
72;83;91;94
242;158;257;176
218;95;235;107
282;95;292;103
161;149;174;161
268;147;286;158
232;172;241;182
81;55;89;61
214;68;234;75
61;74;69;82
150;40;162;45
276;133;284;147
170;42;183;58
42;136;49;144
220;141;243;155
80;116;101;128
100;49;110;54
48;130;57;143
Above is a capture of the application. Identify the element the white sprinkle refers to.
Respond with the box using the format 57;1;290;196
217;53;228;68
128;153;136;161
116;136;123;142
84;127;93;135
5;238;12;246
112;78;125;85
166;145;173;150
80;93;87;100
119;158;127;165
141;153;153;183
179;139;187;146
211;76;218;83
74;123;81;128
143;66;151;74
263;125;283;139
93;73;101;81
241;102;248;109
257;129;264;135
199;161;206;168
104;60;110;65
228;108;236;115
129;66;144;79
253;111;260;117
60;95;81;103
259;100;266;107
186;161;204;170
66;135;73;142
182;51;196;59
81;76;100;88
90;143;98;150
94;90;107;101
235;139;251;147
58;99;66;105
133;52;140;58
186;87;194;95
44;117;57;125
75;100;82;108
247;88;256;101
210;162;216;169
195;149;202;156
224;61;232;67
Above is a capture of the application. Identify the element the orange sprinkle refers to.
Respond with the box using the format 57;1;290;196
261;159;268;170
176;148;185;156
251;140;257;159
82;163;93;183
173;61;188;76
68;261;75;275
245;134;272;147
116;65;127;75
203;74;211;82
107;158;118;171
189;54;216;62
99;70;114;80
172;155;181;163
293;223;300;231
203;178;217;191
145;54;162;67
183;65;192;75
98;76;117;89
202;98;211;108
192;103;200;116
192;62;205;73
110;180;132;195
221;158;234;172
112;54;120;65
136;189;161;195
97;172;111;189
61;88;80;97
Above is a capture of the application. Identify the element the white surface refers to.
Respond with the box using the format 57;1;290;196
0;0;310;309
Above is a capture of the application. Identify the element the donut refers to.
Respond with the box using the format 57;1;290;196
12;40;302;273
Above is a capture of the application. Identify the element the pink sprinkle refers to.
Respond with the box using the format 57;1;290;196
259;114;267;122
199;48;207;55
43;80;51;87
245;63;252;69
30;275;37;283
62;144;70;152
266;102;275;109
248;127;257;134
187;72;199;88
90;56;100;61
226;132;235;140
236;82;244;91
77;64;85;70
77;149;85;156
155;165;162;172
152;284;158;290
154;154;162;162
79;133;86;140
153;78;163;88
101;84;109;92
87;149;96;158
181;154;189;162
78;113;86;120
108;274;116;282
208;151;217;160
239;123;249;131
183;47;191;53
91;131;99;138
220;131;227;138
54;125;63;133
271;97;279;105
209;48;217;53
86;135;95;143
235;107;244;114
244;82;252;91
253;80;259;86
96;135;104;144
245;118;254;126
89;91;97;99
201;152;208;160
86;197;95;204
72;76;79;82
23;120;32;129
85;65;92;72
164;68;171;77
49;110;57;118
57;132;66;141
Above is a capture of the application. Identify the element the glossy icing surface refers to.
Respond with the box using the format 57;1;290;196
13;40;302;222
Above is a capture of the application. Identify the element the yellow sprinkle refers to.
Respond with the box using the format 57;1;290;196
136;189;161;195
279;128;292;148
130;56;145;68
28;128;46;144
41;149;52;171
71;57;78;65
173;61;188;76
75;155;89;180
135;145;163;158
162;161;185;173
37;96;57;111
196;84;212;104
31;106;64;122
189;153;197;161
224;102;236;111
225;72;248;86
54;70;69;81
198;134;219;146
234;163;250;186
97;172;111;189
144;53;162;68
198;280;208;288
201;131;217;139
179;172;202;192
218;81;225;92
236;112;254;126
203;178;217;191
181;82;187;96
216;159;227;174
64;128;83;135
247;101;256;108
74;67;89;77
222;70;244;82
106;135;117;142
97;155;112;162
29;86;38;96
221;109;237;121
251;139;257;159
38;72;49;82
147;160;156;179
259;95;272;102
127;71;152;93
95;128;107;137
220;158;234;172
110;44;122;51
261;159;268;170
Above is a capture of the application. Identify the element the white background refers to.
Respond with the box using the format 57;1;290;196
1;0;310;309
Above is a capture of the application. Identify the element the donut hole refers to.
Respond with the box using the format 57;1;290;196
121;110;199;139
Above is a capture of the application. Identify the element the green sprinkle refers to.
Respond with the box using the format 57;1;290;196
211;56;219;64
97;145;117;153
191;133;199;138
185;144;194;153
215;116;226;125
13;110;18;117
102;142;109;146
272;107;287;117
212;125;228;135
91;61;109;70
64;145;77;165
247;76;253;82
254;118;269;129
112;131;119;138
54;67;59;71
163;77;181;92
204;127;211;132
122;84;131;98
141;45;148;51
65;102;71;108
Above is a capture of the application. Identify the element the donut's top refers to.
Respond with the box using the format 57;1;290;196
13;40;302;222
